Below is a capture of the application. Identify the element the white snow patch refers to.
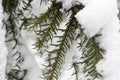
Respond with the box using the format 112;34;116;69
75;0;120;80
97;17;120;80
75;0;118;37
0;0;8;79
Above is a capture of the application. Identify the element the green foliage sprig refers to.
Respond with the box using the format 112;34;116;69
21;1;62;53
44;16;76;80
77;33;105;79
34;2;62;50
43;4;84;80
21;1;105;80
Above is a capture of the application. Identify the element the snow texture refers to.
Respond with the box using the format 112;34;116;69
0;0;8;79
76;0;118;37
57;0;73;10
76;0;120;80
57;0;84;10
31;0;51;16
4;1;44;80
17;38;42;80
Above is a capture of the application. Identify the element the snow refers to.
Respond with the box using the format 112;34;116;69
21;0;120;80
30;0;51;16
1;0;120;80
2;0;44;80
57;0;73;10
59;41;78;80
10;31;43;80
75;0;118;37
57;0;83;10
97;15;120;80
0;0;8;79
59;65;76;80
0;28;7;80
21;31;37;54
76;0;120;80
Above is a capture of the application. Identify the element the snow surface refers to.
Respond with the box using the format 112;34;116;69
76;0;120;80
14;36;42;80
31;0;51;16
0;0;8;79
75;0;118;37
0;26;8;80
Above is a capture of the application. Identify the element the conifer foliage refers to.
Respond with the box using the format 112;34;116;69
21;0;105;80
2;0;105;80
2;0;23;80
77;34;105;79
21;0;62;55
2;0;31;80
